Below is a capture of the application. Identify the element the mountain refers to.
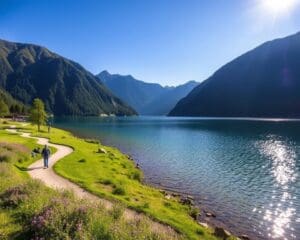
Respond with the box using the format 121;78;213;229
0;39;136;116
97;71;198;115
169;32;300;118
143;81;199;115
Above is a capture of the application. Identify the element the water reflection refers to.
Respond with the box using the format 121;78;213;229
259;136;298;239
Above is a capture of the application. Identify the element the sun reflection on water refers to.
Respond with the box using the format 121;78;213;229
258;136;298;239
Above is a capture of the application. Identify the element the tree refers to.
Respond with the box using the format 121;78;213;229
14;104;21;114
21;105;26;115
0;100;9;117
10;105;15;114
30;98;47;131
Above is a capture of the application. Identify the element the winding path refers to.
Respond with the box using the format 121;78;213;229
6;126;179;238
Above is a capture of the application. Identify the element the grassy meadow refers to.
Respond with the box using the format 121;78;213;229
0;120;229;240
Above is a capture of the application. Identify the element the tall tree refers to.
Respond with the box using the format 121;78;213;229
0;100;9;117
30;98;47;131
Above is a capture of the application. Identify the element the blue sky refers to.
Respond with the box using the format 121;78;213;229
1;0;300;86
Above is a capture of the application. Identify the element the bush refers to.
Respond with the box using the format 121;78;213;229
29;197;91;239
0;154;10;162
84;138;100;144
0;143;29;164
110;204;124;220
112;186;126;195
189;207;200;220
132;170;142;182
0;185;29;208
143;202;150;209
101;179;112;185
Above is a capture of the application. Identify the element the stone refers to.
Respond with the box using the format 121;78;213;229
205;212;216;218
159;190;166;194
180;197;194;205
239;235;250;240
97;148;107;154
198;222;209;228
127;154;134;160
171;192;181;197
165;194;171;200
214;227;231;239
187;195;194;200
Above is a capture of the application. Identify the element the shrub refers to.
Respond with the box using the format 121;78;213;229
143;202;150;209
196;228;204;235
29;198;90;239
132;170;142;182
0;185;29;208
0;143;29;164
110;204;124;220
0;154;10;162
84;138;100;144
189;207;200;220
101;179;112;185
112;186;125;195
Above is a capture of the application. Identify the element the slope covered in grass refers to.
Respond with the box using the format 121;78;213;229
18;123;221;240
0;121;183;240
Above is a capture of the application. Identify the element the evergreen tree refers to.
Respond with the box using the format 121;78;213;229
15;104;21;114
29;98;47;131
21;105;26;115
0;100;9;117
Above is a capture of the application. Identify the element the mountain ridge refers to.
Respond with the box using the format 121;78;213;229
0;39;136;116
169;31;300;117
97;71;198;115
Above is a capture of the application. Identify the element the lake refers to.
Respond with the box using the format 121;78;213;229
54;116;300;240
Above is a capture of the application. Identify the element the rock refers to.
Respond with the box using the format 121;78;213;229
180;197;194;205
198;222;209;228
205;212;216;218
159;190;166;194
171;192;181;197
97;148;107;154
127;154;134;160
165;194;171;200
214;227;231;239
187;195;194;200
239;235;250;240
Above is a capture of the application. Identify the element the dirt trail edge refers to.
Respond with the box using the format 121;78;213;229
6;126;179;238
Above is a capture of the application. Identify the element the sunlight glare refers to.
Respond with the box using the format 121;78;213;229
262;0;298;15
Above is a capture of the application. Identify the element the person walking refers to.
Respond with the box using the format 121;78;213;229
41;145;51;169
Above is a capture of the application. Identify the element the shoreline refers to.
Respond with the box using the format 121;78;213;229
9;121;219;240
54;123;251;240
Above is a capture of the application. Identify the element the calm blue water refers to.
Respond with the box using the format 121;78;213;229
54;116;300;240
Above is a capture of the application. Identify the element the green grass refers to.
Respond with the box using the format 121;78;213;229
14;122;221;240
0;120;180;240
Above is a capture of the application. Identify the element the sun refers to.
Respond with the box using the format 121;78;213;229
262;0;298;15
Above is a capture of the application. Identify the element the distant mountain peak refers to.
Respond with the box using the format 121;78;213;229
99;70;110;75
97;70;198;115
